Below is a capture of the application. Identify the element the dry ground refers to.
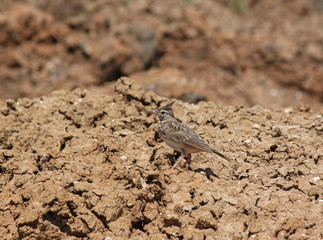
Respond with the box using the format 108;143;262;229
0;78;322;239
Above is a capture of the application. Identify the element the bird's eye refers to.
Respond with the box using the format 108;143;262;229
161;110;167;115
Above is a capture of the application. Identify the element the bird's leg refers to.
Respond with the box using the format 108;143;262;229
172;152;186;169
182;153;192;168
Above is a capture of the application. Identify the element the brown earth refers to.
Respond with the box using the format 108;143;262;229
0;77;322;239
1;0;323;239
0;0;323;110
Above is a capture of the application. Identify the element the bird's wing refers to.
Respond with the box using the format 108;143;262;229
162;121;213;152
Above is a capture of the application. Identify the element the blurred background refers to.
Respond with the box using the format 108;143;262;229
0;0;323;110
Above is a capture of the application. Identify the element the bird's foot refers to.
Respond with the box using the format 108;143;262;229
181;154;192;168
172;155;184;169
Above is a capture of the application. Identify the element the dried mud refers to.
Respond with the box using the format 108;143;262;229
0;78;322;239
1;0;323;110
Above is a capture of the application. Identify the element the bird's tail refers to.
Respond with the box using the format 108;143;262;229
212;148;231;161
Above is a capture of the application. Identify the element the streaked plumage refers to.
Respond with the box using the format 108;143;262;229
149;101;230;168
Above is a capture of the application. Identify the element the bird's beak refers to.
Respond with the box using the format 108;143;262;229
147;109;157;115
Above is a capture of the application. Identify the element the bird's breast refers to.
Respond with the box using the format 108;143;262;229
162;138;182;152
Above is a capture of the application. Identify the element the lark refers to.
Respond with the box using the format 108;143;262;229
149;101;231;168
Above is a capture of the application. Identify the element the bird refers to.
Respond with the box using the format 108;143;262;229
148;101;231;169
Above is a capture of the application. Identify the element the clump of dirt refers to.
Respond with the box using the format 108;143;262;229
0;77;322;239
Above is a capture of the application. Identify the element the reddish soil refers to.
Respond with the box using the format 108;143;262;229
0;78;322;239
0;0;323;109
0;0;323;239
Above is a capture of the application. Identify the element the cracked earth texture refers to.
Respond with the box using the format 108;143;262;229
0;78;322;239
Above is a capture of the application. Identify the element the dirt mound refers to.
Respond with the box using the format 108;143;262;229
1;1;323;110
0;78;322;239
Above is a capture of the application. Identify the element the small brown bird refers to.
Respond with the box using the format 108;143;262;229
149;101;231;168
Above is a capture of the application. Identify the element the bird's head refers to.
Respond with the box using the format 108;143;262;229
148;101;175;121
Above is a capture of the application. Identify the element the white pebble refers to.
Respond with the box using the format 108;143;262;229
310;176;320;182
284;107;293;113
